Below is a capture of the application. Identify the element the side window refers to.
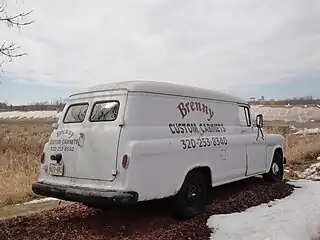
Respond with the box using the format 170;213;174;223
238;106;251;127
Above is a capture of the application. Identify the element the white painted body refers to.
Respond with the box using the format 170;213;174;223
36;81;285;202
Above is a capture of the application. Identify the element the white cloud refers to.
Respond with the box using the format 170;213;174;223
1;0;320;92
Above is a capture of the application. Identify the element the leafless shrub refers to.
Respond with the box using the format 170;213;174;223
0;0;34;68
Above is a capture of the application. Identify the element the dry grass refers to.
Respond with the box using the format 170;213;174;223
0;120;319;207
0;200;72;221
284;134;320;168
0;120;53;207
267;126;320;170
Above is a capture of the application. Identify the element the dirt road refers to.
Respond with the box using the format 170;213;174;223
0;178;295;240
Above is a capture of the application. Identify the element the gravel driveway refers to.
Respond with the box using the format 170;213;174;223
0;177;295;240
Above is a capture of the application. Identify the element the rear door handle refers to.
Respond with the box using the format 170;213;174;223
78;133;85;147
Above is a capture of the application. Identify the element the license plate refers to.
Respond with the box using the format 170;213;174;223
48;163;64;176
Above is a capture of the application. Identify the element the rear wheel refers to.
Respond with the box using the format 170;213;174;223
171;171;207;220
263;151;284;182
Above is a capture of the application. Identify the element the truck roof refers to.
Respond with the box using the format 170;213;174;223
72;80;246;104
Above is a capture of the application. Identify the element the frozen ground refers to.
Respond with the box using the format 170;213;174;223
292;127;320;135
251;106;320;123
14;180;320;240
15;197;58;206
7;161;320;240
300;162;320;181
0;106;320;123
294;158;320;181
0;110;59;119
207;179;320;240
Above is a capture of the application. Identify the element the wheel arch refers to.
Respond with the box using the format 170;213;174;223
176;165;212;194
267;146;285;170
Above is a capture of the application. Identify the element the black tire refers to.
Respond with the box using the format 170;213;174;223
171;171;207;220
263;151;284;182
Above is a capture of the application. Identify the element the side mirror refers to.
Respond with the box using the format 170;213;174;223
256;114;264;128
52;122;59;129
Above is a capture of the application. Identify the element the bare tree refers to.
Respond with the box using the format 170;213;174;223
0;0;34;68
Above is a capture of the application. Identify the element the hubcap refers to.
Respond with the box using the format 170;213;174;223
186;183;200;205
272;162;279;175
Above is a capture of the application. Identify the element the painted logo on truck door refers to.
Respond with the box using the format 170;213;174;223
49;130;79;152
168;100;229;151
169;100;226;135
177;101;214;121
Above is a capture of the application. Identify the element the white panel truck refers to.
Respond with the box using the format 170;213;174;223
32;81;286;220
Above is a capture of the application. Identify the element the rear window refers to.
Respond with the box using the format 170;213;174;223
90;101;120;122
63;103;89;123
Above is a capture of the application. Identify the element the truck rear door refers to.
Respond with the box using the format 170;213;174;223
75;92;127;181
47;90;127;182
47;101;89;180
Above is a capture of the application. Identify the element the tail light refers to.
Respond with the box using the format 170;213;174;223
122;154;130;169
40;152;45;164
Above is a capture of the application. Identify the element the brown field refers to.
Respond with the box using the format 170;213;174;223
0;120;53;207
0;119;319;208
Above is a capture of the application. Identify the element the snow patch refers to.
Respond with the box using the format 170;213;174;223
0;111;60;119
15;197;59;206
207;180;320;240
251;106;320;123
293;128;320;135
300;162;320;181
317;156;320;161
289;125;297;131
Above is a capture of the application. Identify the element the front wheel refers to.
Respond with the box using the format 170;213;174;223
171;171;207;220
263;151;284;182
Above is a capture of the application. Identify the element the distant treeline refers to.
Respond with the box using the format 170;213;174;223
248;99;320;106
0;101;66;111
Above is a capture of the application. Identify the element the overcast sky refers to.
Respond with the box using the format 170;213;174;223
1;0;320;104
